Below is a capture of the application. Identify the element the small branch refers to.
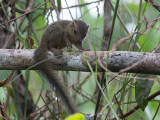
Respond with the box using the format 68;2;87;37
112;15;160;51
0;0;49;26
145;0;160;12
62;0;100;9
152;103;160;120
120;90;160;118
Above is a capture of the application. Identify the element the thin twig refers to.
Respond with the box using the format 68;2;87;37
145;0;160;12
120;90;160;118
64;0;74;20
0;0;49;26
63;0;100;9
111;15;160;51
152;103;160;120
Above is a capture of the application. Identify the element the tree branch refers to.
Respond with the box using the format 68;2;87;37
0;49;160;75
120;90;160;118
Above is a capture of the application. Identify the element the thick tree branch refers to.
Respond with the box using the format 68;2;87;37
0;49;160;75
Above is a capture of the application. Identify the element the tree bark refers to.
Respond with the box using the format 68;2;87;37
0;49;160;75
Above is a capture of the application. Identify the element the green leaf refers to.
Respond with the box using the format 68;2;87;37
138;23;160;52
135;74;154;111
0;70;11;81
142;2;148;16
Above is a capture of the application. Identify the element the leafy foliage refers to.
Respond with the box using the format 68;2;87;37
135;75;154;111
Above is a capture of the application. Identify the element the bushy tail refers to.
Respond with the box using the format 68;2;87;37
34;47;76;113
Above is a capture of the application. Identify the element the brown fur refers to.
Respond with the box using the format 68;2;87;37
34;20;89;113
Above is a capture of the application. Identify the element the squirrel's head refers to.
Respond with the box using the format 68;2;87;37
69;20;89;42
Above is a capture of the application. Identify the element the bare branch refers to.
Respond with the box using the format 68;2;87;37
0;50;160;75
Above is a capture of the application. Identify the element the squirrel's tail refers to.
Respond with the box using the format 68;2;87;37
39;66;76;113
34;47;76;114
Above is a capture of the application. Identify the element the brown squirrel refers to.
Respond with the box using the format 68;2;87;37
34;20;89;113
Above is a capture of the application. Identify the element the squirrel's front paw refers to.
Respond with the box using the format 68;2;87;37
50;48;63;56
54;50;63;56
67;46;72;51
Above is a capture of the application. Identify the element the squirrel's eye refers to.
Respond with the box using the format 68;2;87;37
74;29;77;34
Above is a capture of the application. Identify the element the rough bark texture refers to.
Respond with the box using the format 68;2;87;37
0;49;160;75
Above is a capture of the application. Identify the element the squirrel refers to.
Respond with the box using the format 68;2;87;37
34;20;89;113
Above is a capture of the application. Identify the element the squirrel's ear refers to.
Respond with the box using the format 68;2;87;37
87;25;89;28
